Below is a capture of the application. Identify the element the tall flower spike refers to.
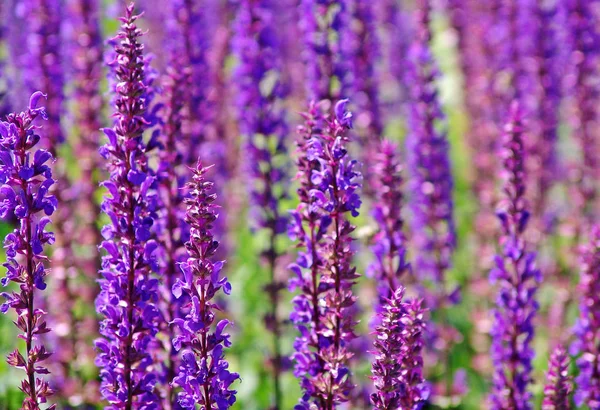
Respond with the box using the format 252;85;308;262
572;225;600;407
370;287;428;410
542;345;572;410
369;139;409;304
489;102;541;410
94;4;161;408
300;0;351;101
407;0;456;292
155;58;190;408
232;1;290;408
0;92;57;410
171;161;239;409
566;0;600;225
289;99;361;409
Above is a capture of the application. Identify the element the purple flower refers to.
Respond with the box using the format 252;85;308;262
232;0;290;407
532;0;564;217
542;345;572;410
171;161;239;409
300;0;351;101
489;102;540;410
370;287;428;410
347;0;382;139
288;99;361;408
566;0;600;223
154;59;191;408
0;92;57;410
571;225;600;407
406;0;456;295
23;0;65;151
94;5;161;408
369;139;409;304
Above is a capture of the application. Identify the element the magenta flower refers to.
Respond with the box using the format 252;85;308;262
0;92;57;410
572;225;600;407
171;161;239;409
542;345;571;410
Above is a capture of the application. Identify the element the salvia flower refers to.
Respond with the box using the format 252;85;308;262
489;102;541;410
155;59;190;408
289;99;361;408
25;0;65;150
370;287;428;410
94;5;161;407
406;0;456;296
0;92;57;410
300;0;351;101
171;161;239;409
566;0;600;223
572;225;600;407
232;0;290;407
368;139;409;304
542;345;572;410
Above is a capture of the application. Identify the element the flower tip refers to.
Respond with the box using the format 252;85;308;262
28;92;47;111
334;99;353;129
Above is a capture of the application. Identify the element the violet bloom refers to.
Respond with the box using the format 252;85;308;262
171;161;239;409
232;0;290;407
94;5;161;408
572;226;600;407
369;139;409;303
533;0;563;216
566;0;600;222
24;0;65;150
0;92;57;410
542;345;571;410
406;0;456;294
289;99;361;408
300;0;351;101
370;287;428;410
155;60;190;408
489;102;541;410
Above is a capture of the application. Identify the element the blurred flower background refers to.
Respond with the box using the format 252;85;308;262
0;0;597;408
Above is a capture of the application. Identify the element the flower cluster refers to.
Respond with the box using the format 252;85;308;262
369;139;409;303
0;92;57;410
370;287;428;410
406;0;456;302
489;102;541;410
300;0;351;101
289;99;360;408
171;162;239;409
232;0;290;406
155;59;190;407
572;225;600;407
94;6;161;407
542;345;571;410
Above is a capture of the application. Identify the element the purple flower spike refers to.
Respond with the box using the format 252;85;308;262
95;4;161;408
232;0;290;407
155;59;190;408
369;139;409;303
171;161;239;409
572;226;600;407
542;345;572;410
370;287;428;410
0;94;57;410
289;100;361;408
25;0;65;150
489;102;540;410
566;0;600;223
300;0;351;101
406;0;456;293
